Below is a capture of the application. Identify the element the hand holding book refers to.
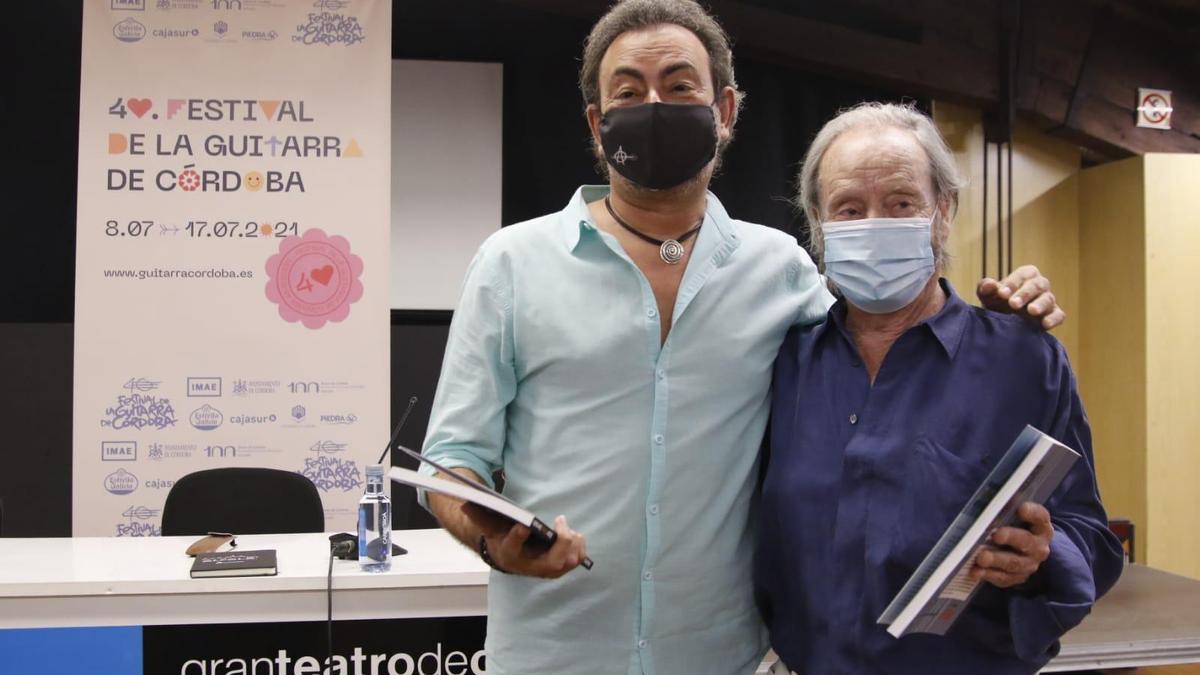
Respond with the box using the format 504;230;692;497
970;501;1054;588
389;446;595;574
878;426;1079;637
464;504;589;579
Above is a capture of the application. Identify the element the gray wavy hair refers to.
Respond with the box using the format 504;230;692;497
795;102;965;270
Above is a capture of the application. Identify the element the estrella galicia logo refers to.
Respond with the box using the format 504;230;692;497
291;404;306;422
188;377;222;397
190;404;224;431
104;468;139;495
102;441;137;461
113;18;147;42
111;0;145;9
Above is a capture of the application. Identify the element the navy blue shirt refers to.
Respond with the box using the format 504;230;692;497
756;280;1124;674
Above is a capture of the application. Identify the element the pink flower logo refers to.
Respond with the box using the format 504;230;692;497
265;229;363;329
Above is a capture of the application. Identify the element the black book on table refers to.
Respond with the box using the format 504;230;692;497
190;549;278;578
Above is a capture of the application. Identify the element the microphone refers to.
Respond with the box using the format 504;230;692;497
377;395;418;465
330;396;420;559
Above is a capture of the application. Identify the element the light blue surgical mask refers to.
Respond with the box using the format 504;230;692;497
821;216;936;314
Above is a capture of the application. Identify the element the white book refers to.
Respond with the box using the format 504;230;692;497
389;446;594;570
878;425;1079;637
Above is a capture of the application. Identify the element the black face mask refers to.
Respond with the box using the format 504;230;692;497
599;102;718;190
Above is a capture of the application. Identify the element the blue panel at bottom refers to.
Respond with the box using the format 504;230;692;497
0;626;142;675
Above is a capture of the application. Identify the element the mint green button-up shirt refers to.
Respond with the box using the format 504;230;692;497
421;185;832;675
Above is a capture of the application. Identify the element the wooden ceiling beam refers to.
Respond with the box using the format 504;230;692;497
495;0;1200;156
501;0;997;102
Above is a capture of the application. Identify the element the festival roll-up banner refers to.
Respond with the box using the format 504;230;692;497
74;0;391;536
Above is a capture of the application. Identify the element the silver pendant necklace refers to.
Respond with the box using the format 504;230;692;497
604;197;702;265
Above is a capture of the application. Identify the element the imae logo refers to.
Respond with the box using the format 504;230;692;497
102;441;137;461
188;377;222;397
180;646;486;675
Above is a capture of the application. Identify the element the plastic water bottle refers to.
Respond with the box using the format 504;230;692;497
357;464;392;572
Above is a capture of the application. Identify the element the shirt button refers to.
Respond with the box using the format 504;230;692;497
644;571;652;581
647;308;657;318
656;369;665;380
849;413;859;425
638;640;648;649
649;504;659;515
654;434;664;445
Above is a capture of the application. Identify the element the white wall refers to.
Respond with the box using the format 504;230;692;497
391;60;503;309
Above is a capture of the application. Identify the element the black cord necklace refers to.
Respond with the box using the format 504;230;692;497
604;196;702;264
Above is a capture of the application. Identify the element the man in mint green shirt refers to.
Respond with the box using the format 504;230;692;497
419;2;1063;674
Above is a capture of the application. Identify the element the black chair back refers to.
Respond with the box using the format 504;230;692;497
161;468;324;536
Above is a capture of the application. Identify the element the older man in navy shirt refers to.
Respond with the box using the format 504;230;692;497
756;102;1124;675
